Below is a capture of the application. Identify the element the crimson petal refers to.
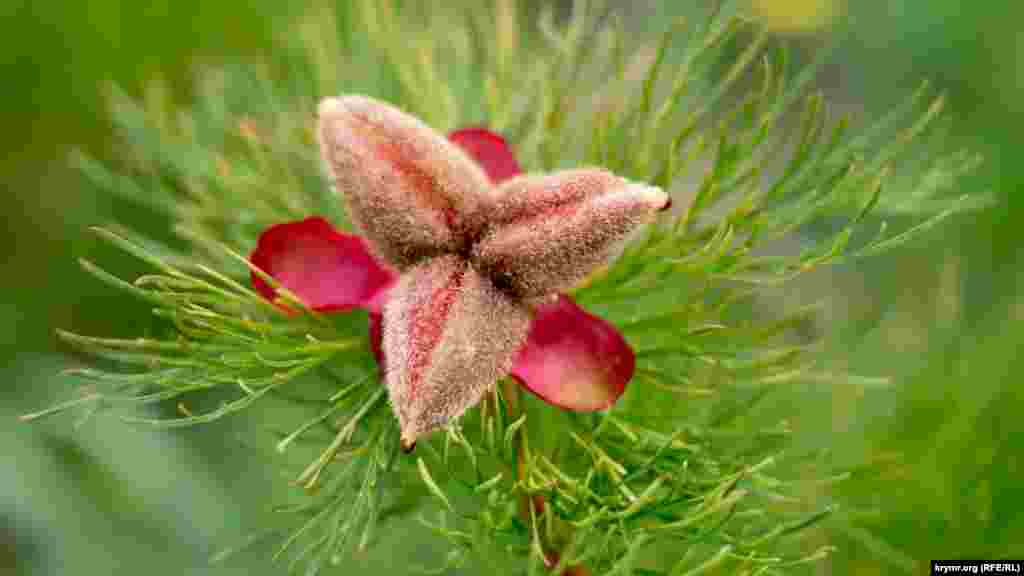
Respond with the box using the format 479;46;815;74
448;127;522;184
249;217;396;312
511;295;634;411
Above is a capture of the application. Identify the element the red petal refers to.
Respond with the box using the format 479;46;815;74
473;170;669;298
511;295;633;411
447;127;522;184
249;217;396;312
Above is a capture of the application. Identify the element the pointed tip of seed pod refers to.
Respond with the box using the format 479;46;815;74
317;97;343;119
630;182;671;212
400;437;417;453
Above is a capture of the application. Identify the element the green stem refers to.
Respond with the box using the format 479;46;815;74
502;379;590;576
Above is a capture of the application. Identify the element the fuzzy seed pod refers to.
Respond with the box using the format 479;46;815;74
382;255;531;448
472;170;670;297
318;96;496;268
314;95;666;447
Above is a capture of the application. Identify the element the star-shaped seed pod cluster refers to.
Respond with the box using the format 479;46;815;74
317;96;670;449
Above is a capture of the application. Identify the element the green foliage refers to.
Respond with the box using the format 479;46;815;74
25;0;981;574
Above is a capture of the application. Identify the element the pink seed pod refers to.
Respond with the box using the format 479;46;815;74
472;170;670;298
313;95;668;447
317;96;496;269
382;255;531;450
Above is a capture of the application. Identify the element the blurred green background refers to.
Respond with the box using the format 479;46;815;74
2;1;1020;574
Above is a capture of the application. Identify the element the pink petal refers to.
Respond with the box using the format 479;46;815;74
318;96;497;268
447;127;522;184
249;217;396;312
472;169;669;297
511;295;633;411
382;256;531;449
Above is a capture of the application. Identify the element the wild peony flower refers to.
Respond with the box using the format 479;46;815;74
251;95;669;450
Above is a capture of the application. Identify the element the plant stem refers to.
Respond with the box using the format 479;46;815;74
502;379;590;576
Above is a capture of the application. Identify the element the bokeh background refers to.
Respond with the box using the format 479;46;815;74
2;1;1020;574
